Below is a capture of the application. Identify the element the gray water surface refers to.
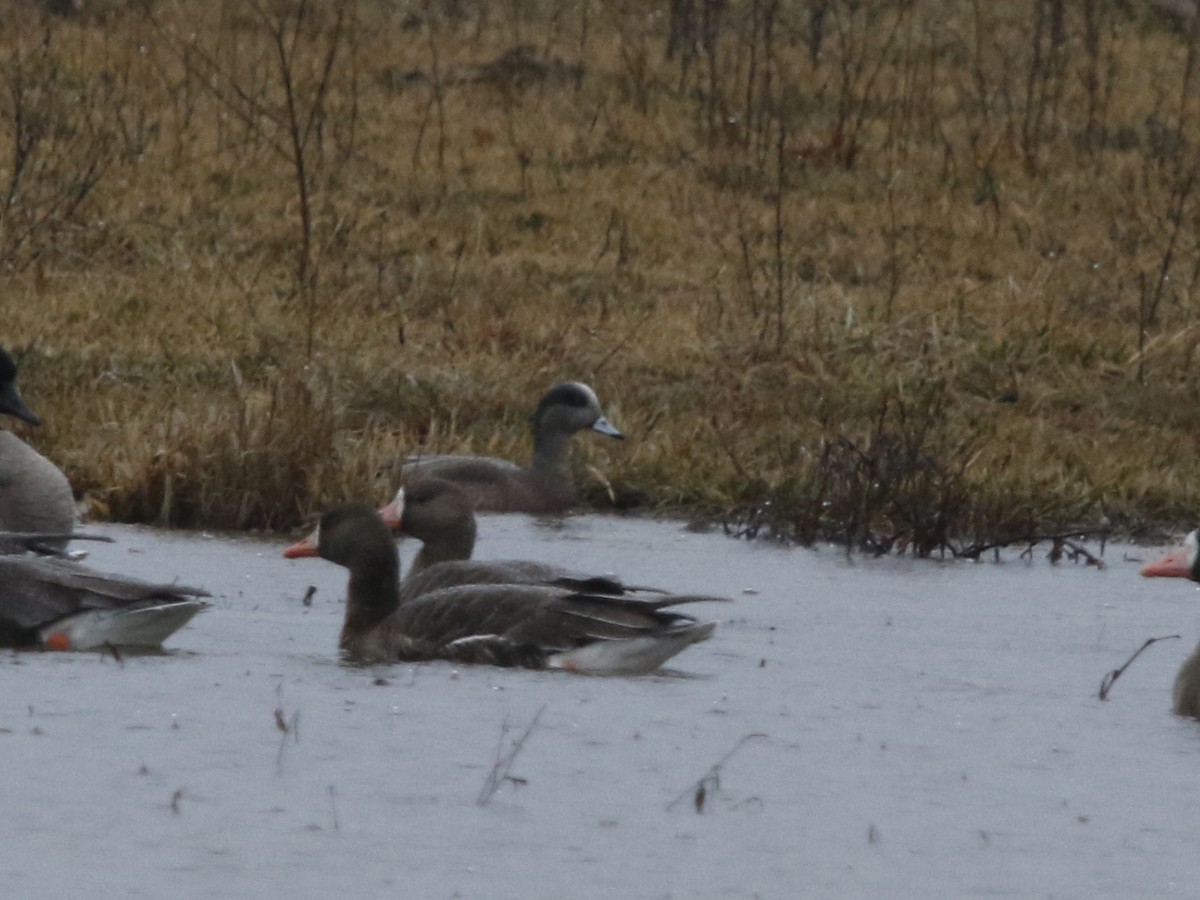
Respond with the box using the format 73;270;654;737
2;515;1198;899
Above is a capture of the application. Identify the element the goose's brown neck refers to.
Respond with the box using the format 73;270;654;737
321;511;400;643
409;517;476;575
398;480;479;575
340;561;400;643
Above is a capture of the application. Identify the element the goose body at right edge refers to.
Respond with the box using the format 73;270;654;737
1141;529;1200;719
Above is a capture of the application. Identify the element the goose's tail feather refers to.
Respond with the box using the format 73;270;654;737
548;619;717;675
39;600;209;651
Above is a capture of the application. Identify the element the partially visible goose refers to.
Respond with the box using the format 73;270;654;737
283;503;719;673
399;382;624;514
0;553;209;650
1141;529;1200;719
1142;530;1200;581
377;478;670;600
0;346;77;539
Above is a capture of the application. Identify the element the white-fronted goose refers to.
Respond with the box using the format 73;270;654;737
1141;529;1200;719
0;346;77;539
0;553;209;650
400;382;624;514
377;478;669;601
283;503;719;673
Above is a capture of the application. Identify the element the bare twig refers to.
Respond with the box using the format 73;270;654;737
275;708;300;773
100;643;124;666
477;704;546;806
667;732;767;813
1099;635;1181;700
593;307;655;377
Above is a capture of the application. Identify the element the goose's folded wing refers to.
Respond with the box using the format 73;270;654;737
0;556;209;630
390;583;723;649
403;558;706;600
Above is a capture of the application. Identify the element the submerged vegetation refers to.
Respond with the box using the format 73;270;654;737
2;0;1200;551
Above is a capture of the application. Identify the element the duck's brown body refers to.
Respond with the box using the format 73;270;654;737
398;382;624;514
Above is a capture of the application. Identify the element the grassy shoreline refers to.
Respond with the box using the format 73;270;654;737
4;1;1200;551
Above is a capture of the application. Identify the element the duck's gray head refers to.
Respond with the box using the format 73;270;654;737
0;346;40;426
531;382;623;440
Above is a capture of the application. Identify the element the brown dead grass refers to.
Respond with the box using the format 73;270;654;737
2;0;1200;550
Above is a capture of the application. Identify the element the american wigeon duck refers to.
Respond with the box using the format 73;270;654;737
0;552;209;650
1141;529;1200;719
399;382;624;514
283;503;719;673
0;346;77;540
377;478;671;600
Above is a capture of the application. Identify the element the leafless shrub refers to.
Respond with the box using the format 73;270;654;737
0;23;121;270
150;0;360;357
720;375;1109;558
723;378;972;554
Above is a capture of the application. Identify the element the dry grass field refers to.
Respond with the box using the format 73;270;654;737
3;0;1200;553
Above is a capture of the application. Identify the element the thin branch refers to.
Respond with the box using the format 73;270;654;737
1099;635;1181;700
477;704;546;806
274;708;300;774
667;733;767;813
